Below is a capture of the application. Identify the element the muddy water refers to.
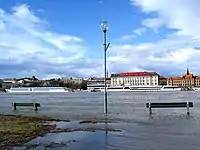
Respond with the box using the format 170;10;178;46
1;91;200;150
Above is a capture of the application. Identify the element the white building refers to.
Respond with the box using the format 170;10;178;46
86;77;111;90
61;77;83;84
111;72;159;86
71;77;84;84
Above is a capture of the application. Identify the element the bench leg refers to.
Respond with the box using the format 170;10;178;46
13;103;17;110
35;105;38;111
149;107;152;114
187;102;190;115
148;103;152;114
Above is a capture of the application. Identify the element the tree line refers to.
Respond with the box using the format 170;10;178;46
1;79;88;90
24;80;88;90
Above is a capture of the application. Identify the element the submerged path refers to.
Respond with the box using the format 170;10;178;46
0;114;120;149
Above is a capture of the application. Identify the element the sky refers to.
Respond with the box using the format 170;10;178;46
1;0;200;79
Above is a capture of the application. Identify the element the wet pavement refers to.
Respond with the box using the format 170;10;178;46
1;91;200;150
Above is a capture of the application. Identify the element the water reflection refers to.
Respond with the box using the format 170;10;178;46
1;91;200;150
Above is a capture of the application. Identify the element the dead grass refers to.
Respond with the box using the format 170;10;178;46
79;118;112;124
0;115;120;149
0;115;59;150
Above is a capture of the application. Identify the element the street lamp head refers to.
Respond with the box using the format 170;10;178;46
101;21;108;33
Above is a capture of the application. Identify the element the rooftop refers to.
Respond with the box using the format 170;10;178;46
159;76;166;79
89;77;111;81
111;71;159;77
167;68;200;80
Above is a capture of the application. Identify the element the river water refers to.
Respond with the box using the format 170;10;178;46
1;91;200;150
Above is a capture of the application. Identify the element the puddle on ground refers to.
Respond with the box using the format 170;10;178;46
44;121;78;129
11;120;121;150
12;131;116;150
45;120;119;131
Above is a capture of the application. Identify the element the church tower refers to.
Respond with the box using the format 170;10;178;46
186;68;189;75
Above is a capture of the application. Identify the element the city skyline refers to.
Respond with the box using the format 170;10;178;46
1;0;200;79
1;68;200;80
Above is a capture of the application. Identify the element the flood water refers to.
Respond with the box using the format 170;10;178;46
1;91;200;150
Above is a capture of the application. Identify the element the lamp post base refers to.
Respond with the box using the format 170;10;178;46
104;91;108;114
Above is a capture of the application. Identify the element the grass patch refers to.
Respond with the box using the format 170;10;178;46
0;115;68;149
50;127;121;133
0;115;120;149
79;118;112;124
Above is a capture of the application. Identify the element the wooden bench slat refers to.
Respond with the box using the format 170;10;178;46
149;105;188;108
13;102;41;111
146;102;193;108
15;103;35;106
146;102;193;115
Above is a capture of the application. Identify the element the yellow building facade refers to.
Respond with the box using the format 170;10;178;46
167;69;200;88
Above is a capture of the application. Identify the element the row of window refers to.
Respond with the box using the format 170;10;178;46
113;81;158;83
112;82;158;86
168;80;200;82
169;83;200;86
112;81;158;84
112;76;158;81
112;79;158;83
112;82;158;85
169;81;200;84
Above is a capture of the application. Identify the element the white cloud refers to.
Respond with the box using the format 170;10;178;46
133;27;146;35
12;4;40;23
142;18;165;32
107;34;200;76
116;34;136;41
2;2;200;79
131;0;200;38
116;27;146;41
42;74;62;80
0;4;100;79
101;0;200;76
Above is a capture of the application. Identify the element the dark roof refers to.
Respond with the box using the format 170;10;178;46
159;76;167;79
111;74;121;77
89;77;111;81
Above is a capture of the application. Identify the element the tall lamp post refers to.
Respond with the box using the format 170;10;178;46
101;21;110;114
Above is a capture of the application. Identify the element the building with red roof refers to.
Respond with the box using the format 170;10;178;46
111;71;160;86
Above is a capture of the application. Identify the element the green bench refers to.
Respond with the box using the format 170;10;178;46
12;102;41;111
146;102;193;115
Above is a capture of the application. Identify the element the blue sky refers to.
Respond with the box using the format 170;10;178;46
1;0;200;79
